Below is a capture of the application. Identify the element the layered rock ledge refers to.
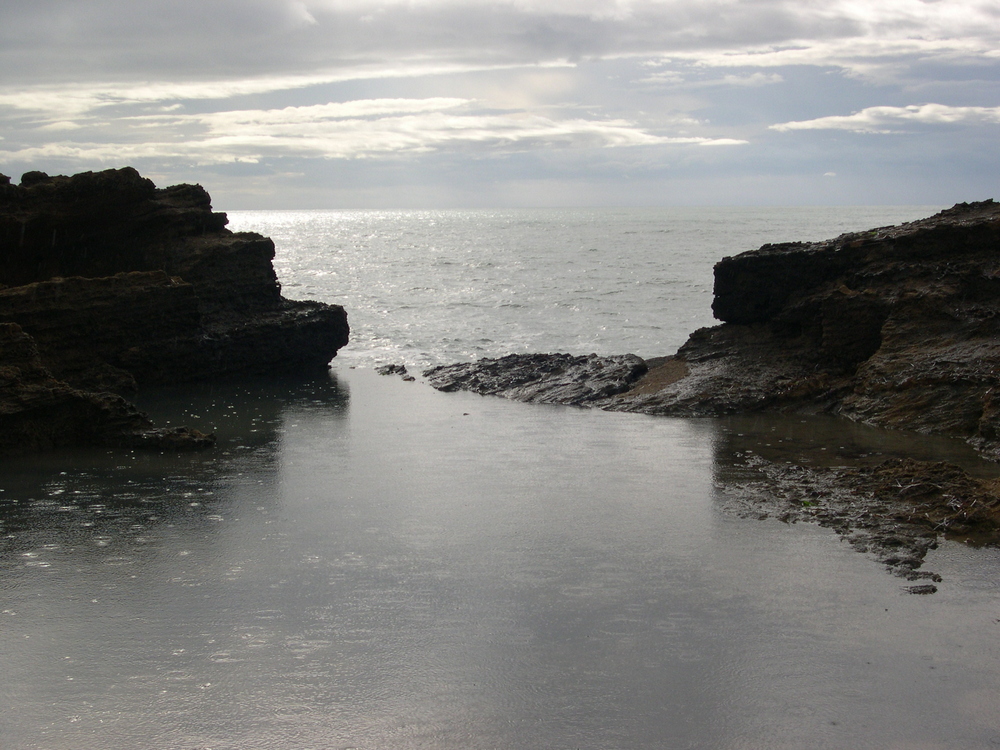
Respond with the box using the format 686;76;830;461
0;168;349;454
423;201;1000;575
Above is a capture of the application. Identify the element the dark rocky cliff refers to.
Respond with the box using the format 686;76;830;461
627;200;1000;456
0;168;349;454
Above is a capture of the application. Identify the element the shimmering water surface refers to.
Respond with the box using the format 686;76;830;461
3;208;1000;749
227;206;943;368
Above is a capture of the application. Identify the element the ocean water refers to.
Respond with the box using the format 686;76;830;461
226;206;941;368
3;206;1000;750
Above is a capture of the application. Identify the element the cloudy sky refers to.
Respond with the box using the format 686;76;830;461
1;0;998;208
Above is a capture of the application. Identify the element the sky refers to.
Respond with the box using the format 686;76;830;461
1;0;998;208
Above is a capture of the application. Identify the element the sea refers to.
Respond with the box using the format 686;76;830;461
3;207;1000;750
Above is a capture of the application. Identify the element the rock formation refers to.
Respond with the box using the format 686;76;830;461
424;353;647;404
624;200;1000;455
425;200;1000;459
0;168;349;455
0;322;214;454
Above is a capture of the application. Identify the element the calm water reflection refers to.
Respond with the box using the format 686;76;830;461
1;367;999;749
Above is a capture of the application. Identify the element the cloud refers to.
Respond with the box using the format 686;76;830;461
2;0;997;86
0;63;573;121
0;0;996;206
0;97;744;166
771;103;1000;132
678;36;997;83
637;67;784;88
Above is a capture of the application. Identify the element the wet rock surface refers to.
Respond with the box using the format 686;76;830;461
424;353;648;405
719;454;1000;593
376;363;414;381
0;167;349;454
0;322;214;454
425;201;1000;454
616;200;1000;460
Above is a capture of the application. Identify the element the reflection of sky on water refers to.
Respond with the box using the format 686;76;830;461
1;368;999;749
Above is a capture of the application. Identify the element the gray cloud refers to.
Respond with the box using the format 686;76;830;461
1;0;997;206
2;0;992;83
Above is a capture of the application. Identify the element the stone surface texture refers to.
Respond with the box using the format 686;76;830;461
622;200;1000;457
424;353;648;405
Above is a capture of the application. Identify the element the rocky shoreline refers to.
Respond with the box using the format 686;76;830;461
0;168;348;455
425;200;1000;453
421;201;1000;585
4;169;997;589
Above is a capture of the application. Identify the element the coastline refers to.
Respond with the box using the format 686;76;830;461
5;364;1000;748
418;200;1000;582
3;168;998;587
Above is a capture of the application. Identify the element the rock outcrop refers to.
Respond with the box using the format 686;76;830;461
622;200;1000;455
0;168;349;455
425;200;1000;459
424;353;647;405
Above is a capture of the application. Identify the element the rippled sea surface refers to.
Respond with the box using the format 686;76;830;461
227;207;940;368
3;207;1000;749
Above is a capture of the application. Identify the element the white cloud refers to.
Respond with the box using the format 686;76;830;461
37;121;83;132
720;72;784;86
4;0;998;87
0;63;574;121
0;98;745;166
771;103;1000;132
637;67;784;88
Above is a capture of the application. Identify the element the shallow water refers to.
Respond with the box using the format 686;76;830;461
2;368;999;749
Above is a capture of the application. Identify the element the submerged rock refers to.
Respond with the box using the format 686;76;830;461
718;453;1000;591
0;167;349;454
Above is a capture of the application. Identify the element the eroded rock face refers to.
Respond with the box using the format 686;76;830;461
0;167;349;454
626;200;1000;457
432;202;1000;460
422;201;1000;454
